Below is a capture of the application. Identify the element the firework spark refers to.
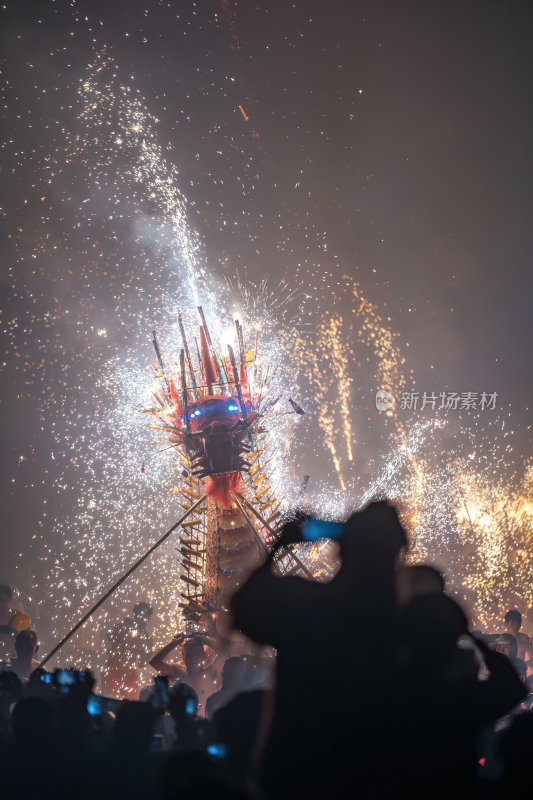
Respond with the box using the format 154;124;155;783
3;43;530;679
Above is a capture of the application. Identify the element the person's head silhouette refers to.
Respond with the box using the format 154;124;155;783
340;501;407;568
14;628;39;660
505;609;523;636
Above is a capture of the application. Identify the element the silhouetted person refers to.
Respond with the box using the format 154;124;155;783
505;608;533;662
206;656;247;718
212;689;267;784
392;594;526;798
232;501;407;798
167;681;201;750
0;697;61;800
0;668;24;705
150;633;223;716
11;695;54;753
89;701;161;800
8;629;40;680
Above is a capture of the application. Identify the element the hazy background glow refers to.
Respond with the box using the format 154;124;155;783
1;1;531;660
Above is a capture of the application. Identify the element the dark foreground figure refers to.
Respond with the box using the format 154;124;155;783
0;502;529;799
232;503;526;797
232;502;407;797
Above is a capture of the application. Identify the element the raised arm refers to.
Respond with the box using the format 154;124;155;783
149;634;187;679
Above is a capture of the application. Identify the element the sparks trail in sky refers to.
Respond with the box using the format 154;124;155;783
14;58;533;653
294;276;412;490
62;53;206;309
17;58;406;661
17;57;306;666
1;3;531;664
399;422;532;627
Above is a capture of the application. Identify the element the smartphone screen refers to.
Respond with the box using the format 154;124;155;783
87;695;103;716
301;518;344;542
207;743;227;758
55;669;77;686
185;696;196;715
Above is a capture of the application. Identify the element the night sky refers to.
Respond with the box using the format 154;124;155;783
1;1;532;636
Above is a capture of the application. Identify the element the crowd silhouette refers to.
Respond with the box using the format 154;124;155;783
0;501;531;798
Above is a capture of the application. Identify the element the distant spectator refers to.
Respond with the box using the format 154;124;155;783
150;634;223;716
505;609;533;662
206;656;247;718
8;629;40;680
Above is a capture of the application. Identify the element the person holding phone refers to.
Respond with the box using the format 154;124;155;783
149;633;223;717
231;501;407;798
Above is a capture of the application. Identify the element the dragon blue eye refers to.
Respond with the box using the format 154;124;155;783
227;404;238;412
